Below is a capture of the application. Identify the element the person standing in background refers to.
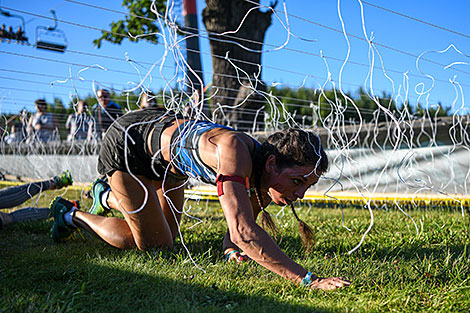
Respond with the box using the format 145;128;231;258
27;99;59;143
93;89;122;140
66;100;93;141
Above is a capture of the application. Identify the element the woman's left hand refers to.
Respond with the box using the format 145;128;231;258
310;277;351;290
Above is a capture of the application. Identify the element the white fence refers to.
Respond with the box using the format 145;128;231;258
1;145;468;198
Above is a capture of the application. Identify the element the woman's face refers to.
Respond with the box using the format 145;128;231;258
264;157;321;206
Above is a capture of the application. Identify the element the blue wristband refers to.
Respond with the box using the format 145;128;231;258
224;250;239;261
301;272;314;287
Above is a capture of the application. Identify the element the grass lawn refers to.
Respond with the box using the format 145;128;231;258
1;186;469;312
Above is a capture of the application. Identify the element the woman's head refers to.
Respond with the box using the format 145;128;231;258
254;128;328;205
256;128;328;173
253;128;327;251
263;128;328;172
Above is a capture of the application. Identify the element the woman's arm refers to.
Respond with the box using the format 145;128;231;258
223;196;263;263
203;131;302;283
220;181;350;290
214;133;349;289
219;182;307;283
213;135;305;282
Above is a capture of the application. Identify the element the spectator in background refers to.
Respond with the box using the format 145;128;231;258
140;92;158;109
15;26;28;44
27;99;58;143
93;89;122;140
0;24;6;42
66;100;93;141
4;121;24;144
4;115;23;144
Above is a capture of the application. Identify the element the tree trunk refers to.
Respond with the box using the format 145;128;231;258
202;0;274;132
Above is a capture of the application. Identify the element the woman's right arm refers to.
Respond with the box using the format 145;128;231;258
219;181;307;283
219;181;350;290
210;132;350;290
214;135;306;282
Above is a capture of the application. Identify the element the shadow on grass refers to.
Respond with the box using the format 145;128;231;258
0;224;335;313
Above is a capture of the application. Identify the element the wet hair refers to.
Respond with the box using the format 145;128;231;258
252;128;328;251
255;128;328;172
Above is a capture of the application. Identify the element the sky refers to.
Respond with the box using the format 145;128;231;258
0;0;469;116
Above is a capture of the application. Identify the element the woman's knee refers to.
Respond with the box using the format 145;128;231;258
135;237;174;251
120;237;138;250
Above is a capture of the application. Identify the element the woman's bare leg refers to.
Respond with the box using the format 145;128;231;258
105;171;174;250
70;171;183;250
155;181;184;240
73;211;136;249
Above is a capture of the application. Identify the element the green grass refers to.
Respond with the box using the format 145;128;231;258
1;187;469;313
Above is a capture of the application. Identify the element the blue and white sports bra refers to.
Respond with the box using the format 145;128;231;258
171;120;260;185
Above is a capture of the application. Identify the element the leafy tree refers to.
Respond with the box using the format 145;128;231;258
268;86;450;127
202;0;276;131
93;0;166;48
93;0;276;131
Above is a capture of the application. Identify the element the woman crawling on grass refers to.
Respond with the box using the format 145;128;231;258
50;107;350;290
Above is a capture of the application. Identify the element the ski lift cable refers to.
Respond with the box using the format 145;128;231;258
0;5;26;30
24;1;67;25
0;48;460;109
4;4;470;78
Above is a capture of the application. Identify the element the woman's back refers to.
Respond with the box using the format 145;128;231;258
169;119;259;184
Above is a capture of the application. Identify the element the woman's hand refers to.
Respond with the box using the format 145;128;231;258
310;277;351;290
224;249;250;264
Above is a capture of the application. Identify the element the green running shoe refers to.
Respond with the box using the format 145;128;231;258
50;197;78;243
53;170;73;189
88;178;111;216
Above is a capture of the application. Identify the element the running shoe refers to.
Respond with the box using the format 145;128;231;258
88;178;111;216
49;197;78;243
53;170;73;189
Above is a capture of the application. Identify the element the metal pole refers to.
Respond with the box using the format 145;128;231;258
183;0;204;92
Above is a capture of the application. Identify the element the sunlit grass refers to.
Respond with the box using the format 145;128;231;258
1;187;469;312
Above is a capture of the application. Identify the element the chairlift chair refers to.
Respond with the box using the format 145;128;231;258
35;10;67;52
